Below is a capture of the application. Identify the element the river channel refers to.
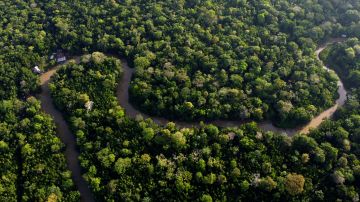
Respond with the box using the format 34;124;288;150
37;38;347;201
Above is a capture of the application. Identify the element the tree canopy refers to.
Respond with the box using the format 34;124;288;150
0;0;360;201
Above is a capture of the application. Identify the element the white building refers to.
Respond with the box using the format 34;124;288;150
57;56;67;63
56;52;67;63
32;66;41;74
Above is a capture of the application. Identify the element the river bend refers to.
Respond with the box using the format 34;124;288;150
36;39;347;201
116;38;347;136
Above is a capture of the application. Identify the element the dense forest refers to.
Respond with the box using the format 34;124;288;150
4;0;360;126
0;0;359;201
0;98;80;201
321;38;360;89
50;53;360;201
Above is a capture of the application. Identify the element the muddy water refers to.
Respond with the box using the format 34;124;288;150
298;38;347;134
36;38;347;200
116;60;210;128
116;60;301;135
37;58;94;202
116;39;348;136
114;60;294;134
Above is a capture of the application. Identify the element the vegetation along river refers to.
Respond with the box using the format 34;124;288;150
116;38;348;136
37;58;95;202
37;38;347;201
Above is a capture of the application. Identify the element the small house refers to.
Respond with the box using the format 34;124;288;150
32;66;41;74
56;55;67;63
342;34;347;38
56;51;67;63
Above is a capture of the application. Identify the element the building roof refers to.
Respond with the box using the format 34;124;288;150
33;66;41;74
57;57;67;62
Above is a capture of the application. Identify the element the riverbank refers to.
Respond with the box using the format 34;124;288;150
116;39;347;136
35;38;347;201
37;59;95;202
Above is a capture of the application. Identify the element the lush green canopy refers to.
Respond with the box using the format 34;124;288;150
0;0;360;201
49;53;360;201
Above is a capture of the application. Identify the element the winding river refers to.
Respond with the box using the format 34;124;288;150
117;38;347;136
37;58;94;202
37;39;347;201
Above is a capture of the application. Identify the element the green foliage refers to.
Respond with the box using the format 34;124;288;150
322;38;360;89
0;98;79;201
1;0;360;201
50;51;360;201
284;173;305;196
6;0;351;127
119;0;344;126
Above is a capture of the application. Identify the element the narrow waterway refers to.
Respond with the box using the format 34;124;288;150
298;38;347;134
37;59;94;202
116;39;348;136
116;60;304;135
35;38;347;201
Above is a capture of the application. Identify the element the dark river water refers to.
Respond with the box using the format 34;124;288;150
37;38;347;201
116;38;347;136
